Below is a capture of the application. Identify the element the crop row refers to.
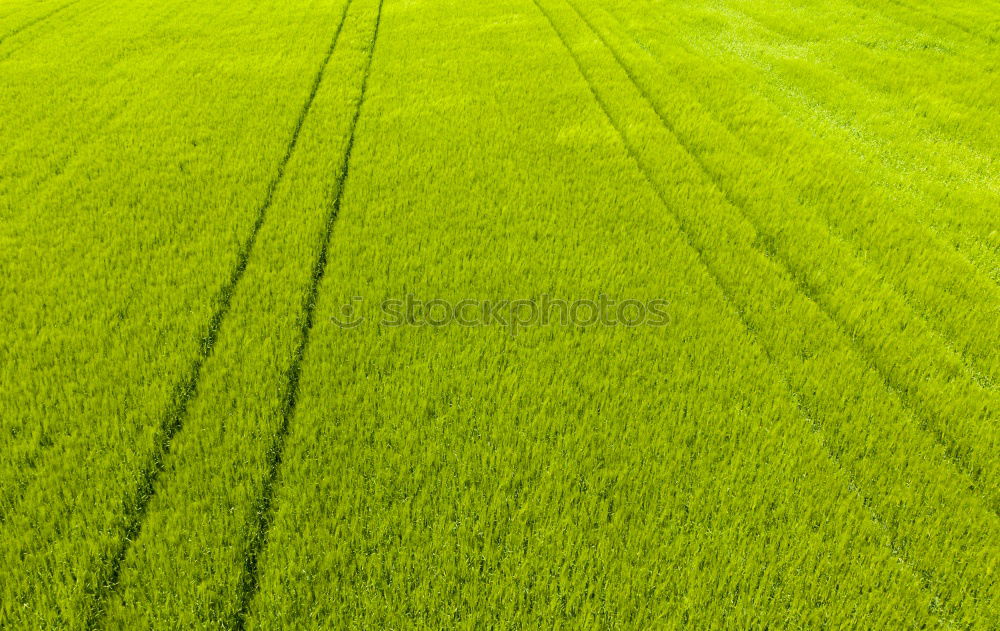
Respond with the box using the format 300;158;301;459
244;0;992;627
99;0;385;626
582;0;1000;498
0;0;363;626
534;0;997;625
1;0;995;627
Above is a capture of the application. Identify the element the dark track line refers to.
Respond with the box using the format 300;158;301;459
0;0;237;195
0;1;246;524
229;1;385;627
527;0;957;621
0;0;173;64
718;0;999;154
628;0;1000;298
559;0;1000;514
82;2;355;627
0;0;80;46
882;0;997;45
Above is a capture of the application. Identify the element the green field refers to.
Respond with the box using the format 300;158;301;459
1;0;998;628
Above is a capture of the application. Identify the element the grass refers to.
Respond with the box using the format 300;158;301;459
0;0;997;628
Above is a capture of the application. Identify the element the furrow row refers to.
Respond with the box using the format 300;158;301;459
539;0;999;625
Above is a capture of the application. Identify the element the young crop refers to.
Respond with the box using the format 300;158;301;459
0;0;996;628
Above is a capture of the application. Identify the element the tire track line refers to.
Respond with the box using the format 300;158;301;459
0;0;238;203
704;1;1000;294
0;0;80;46
718;0;1000;183
0;2;255;525
83;2;355;626
874;0;997;45
640;0;1000;294
230;1;384;627
529;0;961;622
597;1;1000;385
560;0;1000;512
0;0;170;63
588;0;1000;385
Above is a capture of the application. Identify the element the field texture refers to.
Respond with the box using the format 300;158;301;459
1;0;998;628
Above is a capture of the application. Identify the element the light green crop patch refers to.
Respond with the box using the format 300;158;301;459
0;0;996;629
